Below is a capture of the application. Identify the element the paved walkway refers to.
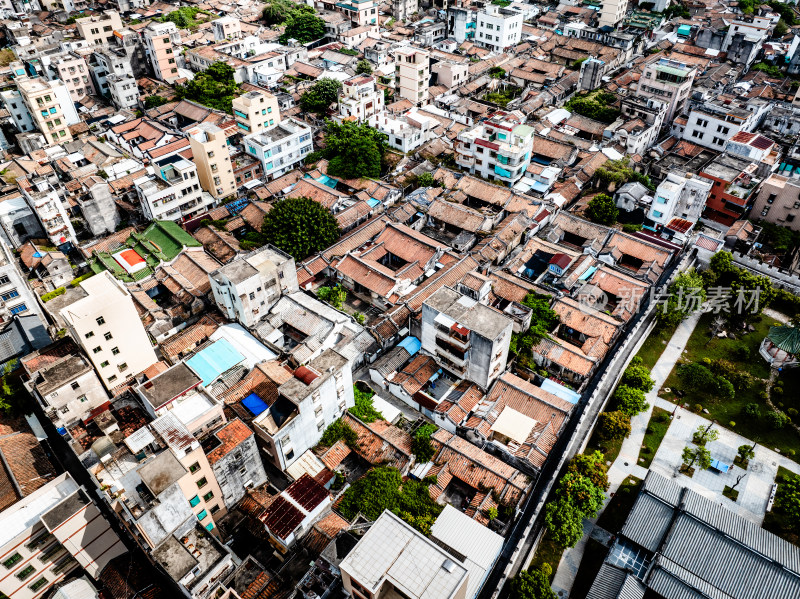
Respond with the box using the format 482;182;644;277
551;311;702;597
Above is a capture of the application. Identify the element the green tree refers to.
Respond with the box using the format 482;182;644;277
774;19;789;37
319;418;358;447
356;59;373;75
693;424;719;445
144;95;170;109
613;385;648;417
488;66;506;78
567;451;609;491
261;197;340;260
620;356;655;392
175;62;240;113
776;472;800;528
324;120;388;179
0;362;24;415
586;193;618;225
300;78;343;114
412;423;437;463
544;497;585;548
510;565;557;599
417;172;436;187
350;385;383;423
317;285;347;309
737;444;755;463
682;445;711;470
520;292;559;345
679;362;718;392
158;6;205;28
0;49;16;66
564;91;619;123
280;8;325;44
597;410;631;441
766;410;789;430
657;269;706;329
262;0;294;25
559;473;606;516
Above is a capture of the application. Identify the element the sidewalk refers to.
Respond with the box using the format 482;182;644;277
550;311;702;597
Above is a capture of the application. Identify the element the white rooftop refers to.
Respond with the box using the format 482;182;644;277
340;511;468;599
0;473;78;547
490;405;537;444
210;323;278;369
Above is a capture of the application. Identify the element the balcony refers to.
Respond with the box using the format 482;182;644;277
456;154;475;167
435;344;467;369
435;328;470;351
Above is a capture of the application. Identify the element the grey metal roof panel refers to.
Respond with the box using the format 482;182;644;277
647;566;707;599
586;563;628;599
617;575;646;599
641;470;683;506
621;492;674;552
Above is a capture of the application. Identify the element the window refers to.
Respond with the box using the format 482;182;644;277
1;289;19;301
60;406;69;414
0;275;8;285
203;491;214;501
100;361;109;368
197;509;208;521
29;577;48;592
652;210;663;218
118;363;128;372
104;332;113;340
71;381;80;390
189;495;200;507
16;565;36;580
9;304;27;315
85;331;95;339
3;553;22;569
205;522;215;531
210;504;220;515
107;375;117;383
78;395;87;403
93;346;102;354
111;347;120;355
189;462;200;473
96;316;105;325
196;477;208;488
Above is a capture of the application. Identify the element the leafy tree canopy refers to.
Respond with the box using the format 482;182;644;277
319;418;358;447
613;385;648;417
261;196;341;260
144;95;170;109
356;59;373;74
175;61;240;113
323;120;388;179
544;497;585;548
317;285;347;310
412;423;437;463
567;451;609;491
350;386;384;423
279;7;325;44
657;268;706;329
510;565;557;599
564;90;620;124
586;193;618;226
262;0;298;25
776;471;800;528
299;78;343;114
158;6;209;28
597;410;631;441
621;356;655;392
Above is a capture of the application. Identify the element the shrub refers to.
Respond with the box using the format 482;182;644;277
717;376;735;399
319;418;357;447
679;362;718;392
693;403;703;413
772;386;784;396
734;345;751;361
766;410;790;430
412;423;437;463
788;408;798;419
349;386;383;423
41;287;66;302
620;357;655;392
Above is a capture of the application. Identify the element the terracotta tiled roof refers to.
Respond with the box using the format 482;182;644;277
319;439;351;470
160;314;221;364
206;418;254;465
0;430;57;506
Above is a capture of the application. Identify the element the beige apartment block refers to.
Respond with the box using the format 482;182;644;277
51;53;95;102
16;77;74;146
75;10;123;46
232;91;281;135
188;123;237;200
59;271;158;391
143;21;181;82
395;46;429;106
0;473;127;599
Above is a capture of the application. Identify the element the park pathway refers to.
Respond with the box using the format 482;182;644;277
550;310;702;597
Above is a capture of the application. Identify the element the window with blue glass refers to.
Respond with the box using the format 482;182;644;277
656;196;668;204
652;210;663;218
189;495;200;507
234;110;247;118
9;304;27;315
247;146;256;155
1;290;19;301
197;509;208;521
237;122;250;131
49;108;57;114
265;162;273;170
205;522;214;531
267;107;272;113
261;109;267;115
41;110;48;117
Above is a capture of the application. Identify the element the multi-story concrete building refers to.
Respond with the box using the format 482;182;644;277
598;0;629;28
212;16;241;41
16;77;79;146
92;47;140;109
20;180;77;247
209;244;299;328
243;118;313;181
678;99;761;152
0;89;36;134
698;153;762;226
74;175;120;237
188;123;236;200
59;271;158;390
204;418;268;509
454;111;534;187
334;0;378;26
75;10;122;46
48;53;95;102
395;45;429;106
647;173;712;239
251;350;354;471
421;286;513;390
134;155;213;223
338;75;384;122
475;5;523;52
751;173;800;231
431;61;469;90
142;21;181;83
0;473;127;599
232;90;280;136
22;340;110;431
636;58;696;122
447;7;477;43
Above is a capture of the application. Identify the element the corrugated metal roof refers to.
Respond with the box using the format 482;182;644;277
586;563;628;599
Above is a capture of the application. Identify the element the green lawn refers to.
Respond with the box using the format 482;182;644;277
763;466;800;546
528;530;563;582
570;539;609;599
635;322;678;370
596;476;642;535
585;428;625;466
658;312;800;462
638;407;672;468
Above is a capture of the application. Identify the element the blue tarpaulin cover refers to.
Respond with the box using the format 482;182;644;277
398;336;421;356
186;338;245;386
242;393;269;416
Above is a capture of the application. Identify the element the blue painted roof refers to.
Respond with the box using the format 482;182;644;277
398;336;421;356
541;378;580;404
579;265;598;281
186;338;245;386
366;198;381;208
242;393;269;416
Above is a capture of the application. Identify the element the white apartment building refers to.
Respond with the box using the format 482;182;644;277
92;47;139;109
647;173;713;236
0;239;48;351
251;350;354;471
243;118;313;181
107;74;139;110
204;418;268;509
636;58;696;122
475;5;523;52
421;286;513;390
16;77;79;146
335;0;378;26
454;111;534;186
0;473;127;599
212;16;242;41
134;155;214;223
59;271;158;390
679;100;761;152
338;75;384;122
232;90;281;135
431;61;469;90
209;244;299;328
142;21;181;82
395;45;429;106
371;109;435;153
75;10;122;46
598;0;629;29
0;90;35;134
20;180;77;247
